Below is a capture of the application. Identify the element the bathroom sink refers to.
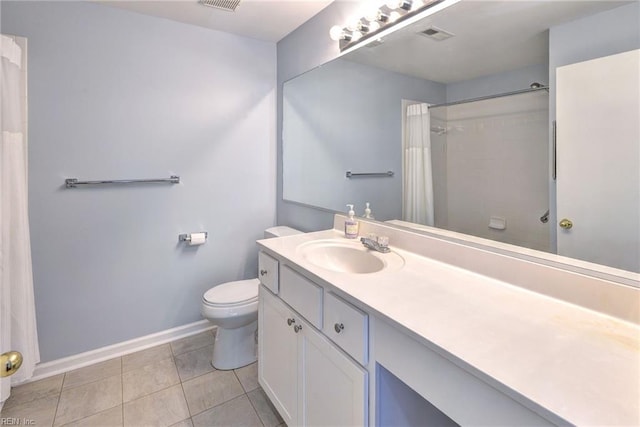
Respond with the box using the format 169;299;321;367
297;239;404;274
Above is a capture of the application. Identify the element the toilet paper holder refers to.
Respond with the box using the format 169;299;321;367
178;232;208;243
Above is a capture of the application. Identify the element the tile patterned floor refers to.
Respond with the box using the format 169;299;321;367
0;331;284;427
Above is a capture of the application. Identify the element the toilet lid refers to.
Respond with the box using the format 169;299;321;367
203;279;259;305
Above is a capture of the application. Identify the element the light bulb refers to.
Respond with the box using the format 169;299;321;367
369;21;381;31
388;11;401;22
386;0;401;9
364;6;381;22
346;17;361;31
329;25;345;41
351;30;363;42
411;0;424;9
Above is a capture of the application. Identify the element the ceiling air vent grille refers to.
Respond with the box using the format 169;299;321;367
418;26;455;41
199;0;241;12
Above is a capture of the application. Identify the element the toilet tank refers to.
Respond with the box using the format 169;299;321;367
264;226;302;239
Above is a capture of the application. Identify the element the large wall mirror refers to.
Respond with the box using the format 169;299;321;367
283;0;639;279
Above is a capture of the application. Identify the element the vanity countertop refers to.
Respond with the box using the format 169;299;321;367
258;229;640;426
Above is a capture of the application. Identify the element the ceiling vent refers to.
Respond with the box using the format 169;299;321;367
418;26;455;41
198;0;241;12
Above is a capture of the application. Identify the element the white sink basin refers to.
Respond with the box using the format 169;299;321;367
297;239;404;274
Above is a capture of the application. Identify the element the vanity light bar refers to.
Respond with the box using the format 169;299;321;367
330;0;448;51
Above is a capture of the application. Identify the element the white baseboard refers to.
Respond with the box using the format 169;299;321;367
26;320;215;384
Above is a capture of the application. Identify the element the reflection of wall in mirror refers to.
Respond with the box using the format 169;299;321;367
283;58;445;220
277;0;640;274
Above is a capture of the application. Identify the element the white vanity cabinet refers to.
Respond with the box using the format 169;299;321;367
258;256;368;427
257;227;640;426
258;285;299;425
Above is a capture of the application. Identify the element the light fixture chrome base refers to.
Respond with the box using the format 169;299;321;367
338;0;446;52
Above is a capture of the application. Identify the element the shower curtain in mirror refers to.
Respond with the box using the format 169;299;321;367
1;34;40;386
402;103;435;226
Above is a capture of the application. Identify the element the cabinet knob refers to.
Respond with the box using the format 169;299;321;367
334;323;345;334
287;318;295;326
559;218;573;229
260;269;268;276
294;325;303;333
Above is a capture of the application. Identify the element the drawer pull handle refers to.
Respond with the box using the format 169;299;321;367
334;323;344;333
294;325;303;333
287;318;295;326
260;269;268;276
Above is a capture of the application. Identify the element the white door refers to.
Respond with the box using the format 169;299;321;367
299;320;367;426
556;49;640;272
258;287;298;425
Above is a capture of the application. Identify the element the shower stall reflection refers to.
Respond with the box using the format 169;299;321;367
402;88;550;252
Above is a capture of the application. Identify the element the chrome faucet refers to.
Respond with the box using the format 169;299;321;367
360;235;390;253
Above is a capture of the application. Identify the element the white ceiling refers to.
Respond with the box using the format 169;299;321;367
95;0;334;42
347;1;631;84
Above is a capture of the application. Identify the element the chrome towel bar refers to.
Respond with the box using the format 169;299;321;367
65;175;180;188
346;171;394;178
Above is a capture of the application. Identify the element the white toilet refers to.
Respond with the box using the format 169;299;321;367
200;226;302;370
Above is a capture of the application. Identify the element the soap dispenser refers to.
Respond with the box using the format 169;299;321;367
363;202;374;219
344;204;359;239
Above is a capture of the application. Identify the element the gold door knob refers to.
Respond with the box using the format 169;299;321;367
559;218;573;230
1;351;23;377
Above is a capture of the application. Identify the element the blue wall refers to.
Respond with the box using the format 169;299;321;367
2;1;277;361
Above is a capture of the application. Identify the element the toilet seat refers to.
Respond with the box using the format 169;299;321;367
202;279;259;308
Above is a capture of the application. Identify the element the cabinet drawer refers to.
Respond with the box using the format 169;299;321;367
324;292;368;365
280;265;323;329
258;252;279;293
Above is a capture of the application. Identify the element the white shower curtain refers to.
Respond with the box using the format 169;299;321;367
1;34;40;386
402;103;435;226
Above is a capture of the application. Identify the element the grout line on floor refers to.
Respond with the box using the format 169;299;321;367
51;373;63;427
244;387;267;427
57;371;123;394
177;371;193;418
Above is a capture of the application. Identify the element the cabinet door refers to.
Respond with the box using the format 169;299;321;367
299;318;368;426
258;287;298;425
258;251;280;293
